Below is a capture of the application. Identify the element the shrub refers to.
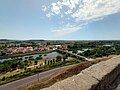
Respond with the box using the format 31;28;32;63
1;76;6;81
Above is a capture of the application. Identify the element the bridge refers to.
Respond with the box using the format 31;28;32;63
56;49;89;61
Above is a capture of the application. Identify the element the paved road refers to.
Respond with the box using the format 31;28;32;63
0;66;69;90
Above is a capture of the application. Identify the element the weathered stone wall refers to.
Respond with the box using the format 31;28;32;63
42;56;120;90
91;64;120;90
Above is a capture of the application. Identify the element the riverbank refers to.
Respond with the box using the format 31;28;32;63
0;50;54;59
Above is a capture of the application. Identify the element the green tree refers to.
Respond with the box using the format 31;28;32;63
36;55;42;60
48;60;50;65
83;50;91;57
1;76;6;81
56;56;62;62
44;59;47;65
72;50;78;54
0;51;6;56
18;61;25;69
49;60;53;64
63;54;68;62
53;59;55;64
34;60;38;65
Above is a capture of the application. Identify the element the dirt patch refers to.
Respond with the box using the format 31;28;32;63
17;56;113;90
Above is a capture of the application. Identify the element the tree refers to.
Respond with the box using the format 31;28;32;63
29;56;34;60
63;54;68;62
56;56;62;62
50;60;53;64
25;57;29;60
1;76;6;81
10;62;18;70
44;59;47;65
83;50;91;57
53;59;55;64
0;51;6;56
36;55;43;60
35;60;38;65
24;60;29;66
72;50;78;54
48;60;50;65
18;61;25;69
0;64;10;72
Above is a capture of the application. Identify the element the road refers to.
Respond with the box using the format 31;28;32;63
0;66;70;90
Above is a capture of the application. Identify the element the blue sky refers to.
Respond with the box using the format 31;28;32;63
0;0;120;40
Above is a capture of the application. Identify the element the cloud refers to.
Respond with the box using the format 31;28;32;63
42;5;47;11
51;3;61;14
51;24;81;36
46;13;54;18
65;10;72;15
72;0;120;21
42;0;120;36
61;0;80;9
42;0;80;16
43;0;120;20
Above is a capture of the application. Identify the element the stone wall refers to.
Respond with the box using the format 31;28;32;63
42;56;120;90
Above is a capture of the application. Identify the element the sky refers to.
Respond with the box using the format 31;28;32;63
0;0;120;40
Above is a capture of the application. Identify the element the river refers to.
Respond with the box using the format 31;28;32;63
0;52;61;62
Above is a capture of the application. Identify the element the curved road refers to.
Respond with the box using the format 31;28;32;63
0;66;69;90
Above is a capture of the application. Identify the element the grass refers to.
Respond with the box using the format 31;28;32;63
0;69;25;79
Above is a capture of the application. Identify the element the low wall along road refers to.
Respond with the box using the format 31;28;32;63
42;55;120;90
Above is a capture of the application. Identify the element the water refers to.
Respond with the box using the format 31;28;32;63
77;50;84;54
69;50;84;54
0;48;92;62
0;52;61;62
68;48;92;54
